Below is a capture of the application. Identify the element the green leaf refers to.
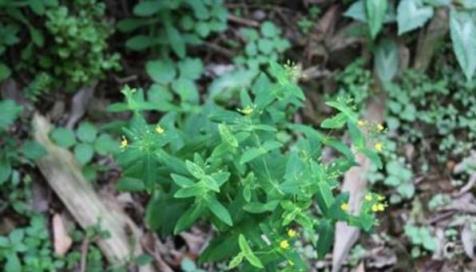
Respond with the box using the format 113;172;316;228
207;196;233;226
174;184;205;198
361;148;383;169
171;174;195;187
133;1;161;16
0;160;12;184
257;39;274;55
397;182;415;198
185;160;206;179
117;177;146;192
125;35;157;51
74;143;94;165
325;100;358;123
50;128;76;148
0;100;22;131
28;0;45;15
146;59;176;84
240;141;281;164
261;21;279;37
195;21;211;37
238;234;264;269
0;63;11;82
76;122;97;143
165;23;186;58
321;113;347;129
174;202;205;234
316;219;334;259
178;58;203;80
315;181;335;215
172;77;199;103
228;253;244;269
117;18;151;32
347;122;365;149
344;1;368;22
218;124;238;148
5;253;21;272
21;140;46;160
450;10;476;81
365;0;388;38
243;200;279;213
375;39;399;82
135;254;153;266
29;26;44;47
187;0;210;20
94;134;119;155
397;0;434;35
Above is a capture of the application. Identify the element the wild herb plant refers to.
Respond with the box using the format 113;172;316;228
0;100;46;185
234;21;291;70
404;224;438;258
118;0;227;58
0;215;114;272
38;0;120;91
0;0;56;82
112;62;384;270
1;0;118;93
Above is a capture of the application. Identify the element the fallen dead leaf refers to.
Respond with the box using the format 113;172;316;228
461;220;475;259
66;83;96;129
53;214;73;256
354;262;365;272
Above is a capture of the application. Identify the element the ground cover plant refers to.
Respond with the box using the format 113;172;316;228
1;0;476;271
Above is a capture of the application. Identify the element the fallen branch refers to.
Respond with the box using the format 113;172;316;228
32;113;155;272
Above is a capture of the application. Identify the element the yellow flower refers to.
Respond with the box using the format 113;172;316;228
239;105;254;115
377;195;385;201
357;119;367;127
374;142;383;152
377;124;384;132
287;229;297;238
365;194;373;201
155;125;164;134
279;240;290;250
120;136;128;149
371;203;386;212
340;202;349;211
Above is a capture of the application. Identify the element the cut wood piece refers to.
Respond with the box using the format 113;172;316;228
332;97;385;272
32;113;155;272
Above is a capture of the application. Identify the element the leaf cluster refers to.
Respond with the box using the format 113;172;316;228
113;62;382;270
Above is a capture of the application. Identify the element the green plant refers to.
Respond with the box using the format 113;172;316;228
38;0;120;90
297;5;321;34
0;100;46;184
0;215;62;272
331;59;372;108
1;0;119;92
404;224;437;258
49;121;120;180
181;257;207;272
113;62;383;270
368;154;415;204
118;0;227;57
344;0;476;81
0;214;116;272
234;21;291;70
0;0;56;82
